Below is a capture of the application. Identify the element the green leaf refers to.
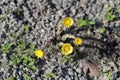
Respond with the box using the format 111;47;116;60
27;65;36;71
22;55;28;64
45;72;56;79
62;55;71;63
87;20;95;25
28;57;34;63
107;6;112;11
107;70;111;80
29;44;35;55
77;18;95;28
105;12;116;21
98;27;106;33
111;15;116;19
0;15;4;22
23;74;31;80
1;43;11;53
10;33;17;38
6;8;12;15
17;40;25;49
29;61;34;65
17;9;23;16
24;25;29;31
117;7;120;12
45;48;51;56
77;18;86;27
7;77;14;80
12;55;20;64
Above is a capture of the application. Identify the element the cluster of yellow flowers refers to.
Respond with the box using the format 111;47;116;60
35;17;83;58
61;38;83;56
61;17;83;56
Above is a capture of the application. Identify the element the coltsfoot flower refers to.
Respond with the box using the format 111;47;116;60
74;38;83;46
62;17;74;28
35;49;44;58
61;43;73;56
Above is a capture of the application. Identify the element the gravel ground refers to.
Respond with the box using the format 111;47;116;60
0;0;120;80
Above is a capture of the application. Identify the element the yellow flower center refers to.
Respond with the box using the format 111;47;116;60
64;45;70;52
65;20;71;25
61;43;73;56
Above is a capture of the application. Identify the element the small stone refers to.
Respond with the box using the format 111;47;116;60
76;67;82;73
68;69;73;76
117;78;120;80
65;75;71;80
109;1;114;7
57;9;63;16
94;33;102;39
101;0;108;3
70;6;76;15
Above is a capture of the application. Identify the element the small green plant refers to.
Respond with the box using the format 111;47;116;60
22;55;28;64
117;7;120;13
107;6;112;11
45;72;56;79
77;18;95;27
98;27;106;33
105;12;115;21
0;43;11;53
0;15;4;22
62;55;71;63
77;18;95;30
7;76;14;80
6;8;12;15
105;6;116;21
11;55;20;64
10;33;17;38
27;63;36;71
17;40;25;50
100;70;112;80
28;43;36;55
107;70;112;80
17;8;23;15
24;25;30;31
77;18;86;27
45;47;52;56
23;74;31;80
22;55;36;71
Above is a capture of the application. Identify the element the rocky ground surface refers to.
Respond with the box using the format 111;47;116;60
0;0;120;80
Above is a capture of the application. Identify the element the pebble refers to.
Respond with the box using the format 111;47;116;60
57;9;63;16
68;69;73;76
76;67;82;73
65;75;71;80
70;6;76;15
101;0;108;3
117;78;120;80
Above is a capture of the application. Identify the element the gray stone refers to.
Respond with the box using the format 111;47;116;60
70;6;76;16
65;75;71;80
57;9;63;16
76;67;82;73
117;78;120;80
68;69;73;76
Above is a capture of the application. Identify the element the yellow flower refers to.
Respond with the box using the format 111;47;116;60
61;43;73;56
74;38;83;46
62;17;74;28
35;49;44;58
